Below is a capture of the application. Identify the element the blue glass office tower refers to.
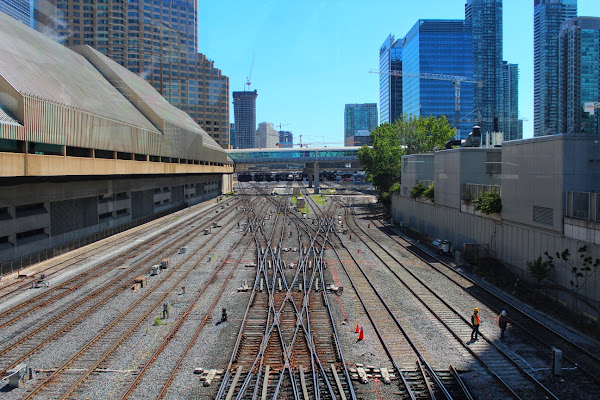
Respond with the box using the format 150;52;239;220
379;34;402;124
534;0;578;136
465;0;504;135
402;20;474;139
0;0;31;26
502;62;522;141
344;103;377;146
558;17;600;135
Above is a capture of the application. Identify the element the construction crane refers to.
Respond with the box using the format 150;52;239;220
276;136;344;148
370;69;483;137
245;53;255;91
277;123;291;131
460;108;528;124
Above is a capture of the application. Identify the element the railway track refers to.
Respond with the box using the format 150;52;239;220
215;185;355;400
0;197;241;330
358;199;600;395
340;197;559;400
20;195;262;399
0;198;233;300
0;200;244;376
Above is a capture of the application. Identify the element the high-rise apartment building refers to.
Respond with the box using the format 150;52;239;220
230;123;236;149
34;0;230;148
402;19;474;138
279;131;293;148
465;0;504;135
534;0;578;136
502;62;522;141
256;122;279;148
0;0;31;26
558;17;600;135
379;34;402;125
233;90;258;149
344;103;377;146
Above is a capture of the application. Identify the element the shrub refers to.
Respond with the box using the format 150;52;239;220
423;184;434;201
474;190;502;214
410;182;425;199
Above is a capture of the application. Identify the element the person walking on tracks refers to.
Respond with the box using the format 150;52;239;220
471;308;481;341
498;310;508;339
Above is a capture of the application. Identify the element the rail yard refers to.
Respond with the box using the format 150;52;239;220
1;182;599;400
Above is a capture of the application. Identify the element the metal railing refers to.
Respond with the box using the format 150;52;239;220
461;183;501;202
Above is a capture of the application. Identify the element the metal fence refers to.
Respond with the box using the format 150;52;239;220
0;205;184;277
461;183;501;202
565;191;599;222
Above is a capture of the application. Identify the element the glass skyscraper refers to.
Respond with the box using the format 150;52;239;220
34;0;230;148
402;19;474;139
502;62;522;141
0;0;31;26
558;17;600;135
344;103;377;146
534;0;578;136
379;34;402;125
233;90;258;149
465;0;504;135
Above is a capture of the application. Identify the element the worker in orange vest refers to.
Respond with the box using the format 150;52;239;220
471;308;480;341
498;310;508;338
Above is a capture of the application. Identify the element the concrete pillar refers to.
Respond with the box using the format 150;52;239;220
313;165;320;194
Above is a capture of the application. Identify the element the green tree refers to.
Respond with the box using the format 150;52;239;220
358;123;404;206
395;114;456;154
526;252;554;295
552;246;599;313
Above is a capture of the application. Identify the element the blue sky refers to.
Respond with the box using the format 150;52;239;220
199;0;599;145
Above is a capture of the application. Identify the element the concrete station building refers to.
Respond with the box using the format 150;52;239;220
0;13;233;268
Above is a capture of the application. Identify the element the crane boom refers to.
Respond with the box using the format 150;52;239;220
369;69;481;84
370;68;483;138
245;53;255;90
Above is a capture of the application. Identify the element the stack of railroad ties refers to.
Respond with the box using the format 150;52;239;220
348;364;395;384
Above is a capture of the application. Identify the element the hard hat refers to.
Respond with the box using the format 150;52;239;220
501;310;506;316
474;308;479;312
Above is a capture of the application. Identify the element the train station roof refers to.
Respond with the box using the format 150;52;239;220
0;12;227;163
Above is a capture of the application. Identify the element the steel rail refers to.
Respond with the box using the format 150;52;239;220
0;200;243;375
0;197;241;330
118;203;258;400
23;197;259;400
365;201;600;386
345;199;557;400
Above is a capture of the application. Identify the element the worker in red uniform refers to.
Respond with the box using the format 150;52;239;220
498;310;508;338
471;308;480;341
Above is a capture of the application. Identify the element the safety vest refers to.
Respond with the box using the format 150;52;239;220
473;314;480;325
